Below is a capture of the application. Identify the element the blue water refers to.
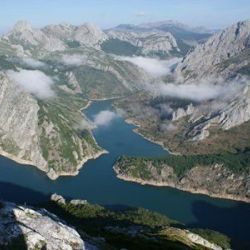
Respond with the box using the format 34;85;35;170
0;100;249;248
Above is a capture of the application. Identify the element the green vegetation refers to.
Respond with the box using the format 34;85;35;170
73;65;126;99
37;88;99;172
117;149;250;179
101;38;141;56
0;137;20;157
45;200;229;250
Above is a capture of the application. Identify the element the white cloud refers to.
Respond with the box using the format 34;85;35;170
61;54;87;66
22;57;46;68
147;79;243;102
7;69;54;99
118;56;181;77
93;110;117;127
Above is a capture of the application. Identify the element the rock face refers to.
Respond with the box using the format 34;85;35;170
0;73;47;170
0;201;94;250
185;231;222;250
43;22;107;48
1;21;108;56
107;30;179;56
165;21;250;141
176;20;250;79
3;21;66;54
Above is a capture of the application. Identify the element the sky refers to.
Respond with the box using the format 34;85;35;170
0;0;249;32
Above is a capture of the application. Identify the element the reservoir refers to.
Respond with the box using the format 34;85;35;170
0;100;249;248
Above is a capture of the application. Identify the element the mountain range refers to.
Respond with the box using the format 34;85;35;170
0;18;249;250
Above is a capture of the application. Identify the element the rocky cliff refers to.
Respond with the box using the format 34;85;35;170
0;201;96;250
0;72;47;170
176;20;250;79
106;29;180;57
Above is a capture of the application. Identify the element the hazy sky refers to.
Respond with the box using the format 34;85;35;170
0;0;249;32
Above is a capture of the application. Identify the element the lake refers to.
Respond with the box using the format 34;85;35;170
0;100;249;249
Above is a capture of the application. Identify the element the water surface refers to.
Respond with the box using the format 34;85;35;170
0;100;249;248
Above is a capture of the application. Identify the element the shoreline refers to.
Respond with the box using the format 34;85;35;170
124;117;179;155
113;168;250;204
0;100;108;181
47;149;108;180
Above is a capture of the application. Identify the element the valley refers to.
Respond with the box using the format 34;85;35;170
0;16;250;249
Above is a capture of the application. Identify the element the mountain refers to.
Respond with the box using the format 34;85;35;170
103;29;181;58
0;21;148;179
108;20;214;56
113;20;250;202
176;20;250;79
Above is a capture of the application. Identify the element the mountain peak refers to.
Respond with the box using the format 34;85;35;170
13;20;33;32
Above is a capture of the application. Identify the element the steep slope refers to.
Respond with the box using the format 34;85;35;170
0;197;231;250
176;20;250;79
0;73;46;170
0;21;148;179
43;22;107;48
1;21;107;57
113;21;250;202
108;20;214;56
0;201;96;250
47;195;230;250
103;29;180;58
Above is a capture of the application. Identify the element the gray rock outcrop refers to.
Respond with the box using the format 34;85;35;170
0;201;96;250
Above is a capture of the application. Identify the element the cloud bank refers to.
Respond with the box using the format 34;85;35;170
62;54;87;66
22;58;46;68
118;56;181;77
7;69;54;99
146;77;244;102
93;110;117;127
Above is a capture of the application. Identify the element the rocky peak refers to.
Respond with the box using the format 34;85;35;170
12;20;33;32
176;20;250;78
42;23;76;39
74;23;107;47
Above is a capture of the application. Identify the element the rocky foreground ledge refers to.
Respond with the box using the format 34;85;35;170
0;200;97;250
0;195;231;250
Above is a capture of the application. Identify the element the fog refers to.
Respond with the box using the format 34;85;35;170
61;54;87;66
146;77;244;102
7;69;54;99
93;110;118;126
22;58;46;68
117;56;181;77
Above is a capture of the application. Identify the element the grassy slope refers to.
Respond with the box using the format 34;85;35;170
44;200;230;250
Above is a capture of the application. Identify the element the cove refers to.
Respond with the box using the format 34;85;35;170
0;100;250;248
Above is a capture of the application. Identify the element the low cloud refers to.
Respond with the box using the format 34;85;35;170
118;56;181;77
146;77;244;102
22;58;46;68
62;54;87;66
93;110;117;127
7;69;54;99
